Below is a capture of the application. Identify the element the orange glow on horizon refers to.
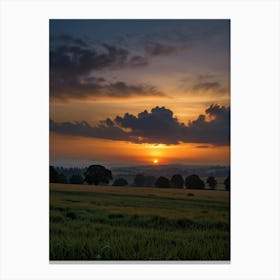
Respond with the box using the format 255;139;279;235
50;132;230;166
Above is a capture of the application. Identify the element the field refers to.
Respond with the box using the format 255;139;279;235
50;183;230;261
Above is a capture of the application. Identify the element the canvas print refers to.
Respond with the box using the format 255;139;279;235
49;19;230;261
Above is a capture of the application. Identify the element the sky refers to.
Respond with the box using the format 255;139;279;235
49;20;230;167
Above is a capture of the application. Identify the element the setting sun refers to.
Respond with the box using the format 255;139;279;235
153;159;159;164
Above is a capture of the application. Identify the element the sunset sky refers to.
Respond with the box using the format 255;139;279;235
50;20;230;167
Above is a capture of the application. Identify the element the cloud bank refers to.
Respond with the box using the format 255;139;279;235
50;104;230;145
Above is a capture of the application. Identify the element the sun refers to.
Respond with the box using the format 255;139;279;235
153;159;158;164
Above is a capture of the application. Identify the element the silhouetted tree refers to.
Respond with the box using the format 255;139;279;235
84;165;112;185
50;166;67;184
206;176;217;190
134;174;146;187
112;178;128;186
224;175;230;191
50;166;58;183
70;174;84;184
185;174;205;189
170;174;184;188
155;176;170;188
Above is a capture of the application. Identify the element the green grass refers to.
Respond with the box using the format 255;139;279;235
50;183;230;261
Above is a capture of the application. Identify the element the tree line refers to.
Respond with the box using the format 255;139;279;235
50;165;230;191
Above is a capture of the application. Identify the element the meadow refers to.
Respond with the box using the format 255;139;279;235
50;183;230;261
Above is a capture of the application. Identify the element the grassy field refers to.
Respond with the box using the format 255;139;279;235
50;183;230;261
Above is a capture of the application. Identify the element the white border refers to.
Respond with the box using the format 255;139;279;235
0;0;279;279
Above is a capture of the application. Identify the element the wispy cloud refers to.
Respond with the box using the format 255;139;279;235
180;73;229;95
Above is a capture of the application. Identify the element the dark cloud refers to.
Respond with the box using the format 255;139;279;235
50;40;164;101
114;106;187;144
51;104;230;146
50;37;184;84
186;104;230;145
50;44;130;78
50;119;128;141
107;82;163;98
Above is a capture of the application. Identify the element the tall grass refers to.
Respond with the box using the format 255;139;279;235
50;184;230;260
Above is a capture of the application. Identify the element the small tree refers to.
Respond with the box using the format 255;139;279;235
206;176;217;190
224;175;230;191
170;174;184;188
70;174;84;184
84;165;112;185
112;178;128;186
155;176;170;188
50;166;67;184
185;174;205;189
